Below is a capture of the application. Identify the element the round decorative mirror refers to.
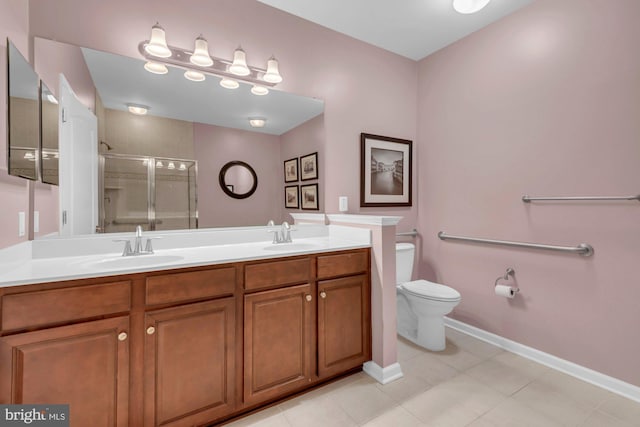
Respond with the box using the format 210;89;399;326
219;161;258;199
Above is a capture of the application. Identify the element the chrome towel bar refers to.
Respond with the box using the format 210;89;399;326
523;194;640;203
438;231;594;257
396;228;418;237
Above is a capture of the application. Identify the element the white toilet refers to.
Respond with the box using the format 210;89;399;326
396;243;461;351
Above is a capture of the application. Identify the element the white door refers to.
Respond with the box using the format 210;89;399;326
58;75;98;236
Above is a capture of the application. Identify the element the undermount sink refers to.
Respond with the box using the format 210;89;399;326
262;243;321;252
83;254;185;270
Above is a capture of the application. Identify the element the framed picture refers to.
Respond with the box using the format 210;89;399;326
284;185;299;209
284;157;299;182
360;133;412;207
300;183;319;210
300;152;318;181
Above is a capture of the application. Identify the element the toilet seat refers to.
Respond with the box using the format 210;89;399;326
401;280;461;302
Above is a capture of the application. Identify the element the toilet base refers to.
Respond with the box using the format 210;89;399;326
397;316;446;351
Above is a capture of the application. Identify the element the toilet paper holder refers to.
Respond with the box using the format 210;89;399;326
494;268;519;293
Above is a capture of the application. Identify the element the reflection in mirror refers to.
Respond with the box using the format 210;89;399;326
40;81;59;185
8;39;39;180
100;154;197;233
31;37;324;237
219;161;258;199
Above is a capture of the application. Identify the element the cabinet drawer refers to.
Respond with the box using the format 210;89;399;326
1;281;131;331
146;267;236;306
317;250;368;279
244;258;310;291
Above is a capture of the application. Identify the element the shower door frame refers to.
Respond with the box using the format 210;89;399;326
99;153;198;232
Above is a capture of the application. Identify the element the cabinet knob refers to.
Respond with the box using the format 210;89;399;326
118;332;128;341
146;326;156;335
305;294;312;302
320;291;327;299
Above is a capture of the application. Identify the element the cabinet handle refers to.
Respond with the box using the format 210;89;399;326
146;326;156;335
118;332;128;341
305;294;312;302
320;291;327;299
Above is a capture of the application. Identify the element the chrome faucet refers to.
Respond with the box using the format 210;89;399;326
114;225;158;256
267;220;293;244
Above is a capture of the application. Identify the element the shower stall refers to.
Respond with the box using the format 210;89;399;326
99;154;198;233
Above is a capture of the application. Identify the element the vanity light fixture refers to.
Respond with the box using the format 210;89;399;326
184;70;205;82
168;161;176;170
229;46;251;76
23;152;35;160
145;22;172;58
251;85;269;96
263;56;283;84
179;163;187;171
156;161;164;168
248;118;266;128
220;77;240;89
144;61;168;75
190;35;213;67
453;0;491;14
139;25;283;93
127;104;149;115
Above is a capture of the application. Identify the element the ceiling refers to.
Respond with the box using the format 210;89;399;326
257;0;533;61
81;47;324;136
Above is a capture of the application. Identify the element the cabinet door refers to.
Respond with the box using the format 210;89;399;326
0;316;130;427
144;298;235;427
318;275;371;378
244;284;313;406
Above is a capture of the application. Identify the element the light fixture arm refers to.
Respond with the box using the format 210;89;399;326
138;41;277;87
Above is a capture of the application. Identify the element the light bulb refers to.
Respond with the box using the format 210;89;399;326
184;70;205;82
144;61;168;75
263;56;283;83
145;22;172;58
453;0;491;14
220;78;239;89
229;47;250;76
190;35;213;67
251;85;269;96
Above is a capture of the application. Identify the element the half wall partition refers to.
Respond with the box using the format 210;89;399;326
99;154;197;233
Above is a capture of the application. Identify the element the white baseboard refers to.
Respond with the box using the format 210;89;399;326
363;361;404;385
444;317;640;403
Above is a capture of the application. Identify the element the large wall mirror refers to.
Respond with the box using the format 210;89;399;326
7;39;39;180
28;37;324;239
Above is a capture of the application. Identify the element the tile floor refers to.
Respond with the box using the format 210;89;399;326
225;327;640;427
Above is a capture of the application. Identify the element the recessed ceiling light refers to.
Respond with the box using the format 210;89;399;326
249;118;266;128
453;0;491;14
127;104;149;115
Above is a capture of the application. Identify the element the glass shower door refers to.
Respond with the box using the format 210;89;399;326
101;155;151;233
154;158;198;231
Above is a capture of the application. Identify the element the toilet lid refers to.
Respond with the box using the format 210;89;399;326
402;280;461;301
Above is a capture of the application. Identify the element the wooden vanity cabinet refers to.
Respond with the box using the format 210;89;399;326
0;279;132;426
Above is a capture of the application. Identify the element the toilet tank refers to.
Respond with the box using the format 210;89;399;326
395;243;415;284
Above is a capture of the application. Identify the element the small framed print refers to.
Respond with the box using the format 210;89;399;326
300;152;318;181
284;157;299;183
300;183;319;210
285;185;299;209
360;133;412;207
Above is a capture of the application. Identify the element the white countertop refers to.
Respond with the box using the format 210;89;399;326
0;225;371;288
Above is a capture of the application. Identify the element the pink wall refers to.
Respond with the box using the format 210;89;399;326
0;0;30;249
27;0;419;232
194;123;283;228
280;114;325;220
417;0;640;386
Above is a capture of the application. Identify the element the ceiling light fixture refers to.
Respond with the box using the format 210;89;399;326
139;26;283;91
248;118;266;128
145;22;172;58
220;78;239;89
127;104;149;115
190;35;213;67
453;0;491;14
144;61;168;74
251;85;269;96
